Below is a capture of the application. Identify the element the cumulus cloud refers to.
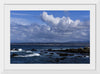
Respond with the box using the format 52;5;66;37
41;12;60;25
41;12;82;33
41;12;89;35
11;11;90;43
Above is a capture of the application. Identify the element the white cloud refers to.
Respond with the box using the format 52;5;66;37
11;17;31;26
41;12;60;25
41;12;81;33
11;11;90;43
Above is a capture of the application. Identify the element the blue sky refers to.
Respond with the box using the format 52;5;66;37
10;10;90;43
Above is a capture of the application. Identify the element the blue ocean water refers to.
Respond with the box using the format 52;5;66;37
10;45;90;64
11;45;86;50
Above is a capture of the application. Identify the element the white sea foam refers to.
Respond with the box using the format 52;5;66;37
18;48;23;51
15;53;40;57
10;51;18;52
26;51;32;53
85;56;89;58
11;48;24;52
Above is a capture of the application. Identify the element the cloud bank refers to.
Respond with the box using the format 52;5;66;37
11;11;90;43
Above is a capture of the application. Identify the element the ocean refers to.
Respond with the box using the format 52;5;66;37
10;44;90;64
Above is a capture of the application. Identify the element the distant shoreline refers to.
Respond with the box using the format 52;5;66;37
11;43;90;47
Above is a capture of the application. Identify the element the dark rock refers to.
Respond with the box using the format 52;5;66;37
39;53;42;55
83;47;90;53
57;53;74;56
15;48;18;51
67;54;74;56
58;53;69;56
84;47;90;50
83;55;89;57
44;51;48;53
11;48;18;51
65;47;90;53
76;56;82;57
48;49;52;51
11;53;18;57
46;47;90;54
49;52;54;54
60;57;66;60
31;48;37;51
83;55;86;57
11;49;13;50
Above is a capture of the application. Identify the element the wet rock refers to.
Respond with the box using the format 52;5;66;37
83;55;89;58
68;54;74;56
84;47;90;50
65;47;90;53
49;52;54;54
59;53;69;56
11;48;18;51
31;48;37;51
83;47;90;53
57;53;74;56
48;49;52;51
76;56;82;57
11;53;18;57
46;47;90;54
39;53;42;55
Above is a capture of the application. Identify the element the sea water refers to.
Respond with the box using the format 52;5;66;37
10;45;90;64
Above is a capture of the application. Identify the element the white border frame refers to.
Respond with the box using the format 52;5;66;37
4;4;95;70
1;0;100;74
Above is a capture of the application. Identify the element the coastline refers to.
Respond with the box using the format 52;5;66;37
11;43;90;47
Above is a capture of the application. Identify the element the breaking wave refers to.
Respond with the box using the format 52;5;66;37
15;53;40;57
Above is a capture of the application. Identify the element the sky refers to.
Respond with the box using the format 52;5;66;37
10;10;90;43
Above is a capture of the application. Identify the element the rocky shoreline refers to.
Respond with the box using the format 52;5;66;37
11;47;90;57
10;47;90;63
47;47;90;53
